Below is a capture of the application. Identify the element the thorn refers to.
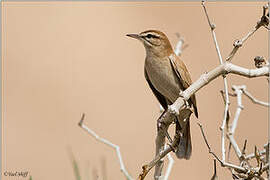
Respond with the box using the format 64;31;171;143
78;113;85;127
254;145;261;166
241;139;247;155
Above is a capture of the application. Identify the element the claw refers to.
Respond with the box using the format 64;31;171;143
179;91;190;109
167;142;177;152
179;90;184;97
168;105;179;115
165;130;173;144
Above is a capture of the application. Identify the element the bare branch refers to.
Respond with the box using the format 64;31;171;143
197;123;246;173
79;113;177;180
242;88;269;107
197;123;223;164
168;62;269;117
198;82;268;179
78;114;133;180
138;133;180;180
220;90;235;129
211;160;218;180
230;85;244;135
227;84;268;165
245;149;266;160
226;5;269;62
163;149;174;180
202;1;216;31
202;0;230;162
220;90;236;99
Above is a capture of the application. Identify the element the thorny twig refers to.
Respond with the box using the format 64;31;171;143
199;1;269;179
78;114;178;180
242;88;269;107
226;4;269;62
198;123;246;172
78;114;133;180
198;123;223;165
221;87;269;108
198;85;269;179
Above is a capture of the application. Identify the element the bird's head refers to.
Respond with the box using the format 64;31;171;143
127;30;173;57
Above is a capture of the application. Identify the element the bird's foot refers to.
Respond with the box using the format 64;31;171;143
179;91;189;109
184;101;190;109
167;142;177;152
168;105;179;115
179;90;185;97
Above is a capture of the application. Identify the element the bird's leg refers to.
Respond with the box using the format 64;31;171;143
167;119;182;153
157;112;173;144
157;118;173;144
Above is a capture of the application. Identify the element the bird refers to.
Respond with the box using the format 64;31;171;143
127;30;198;159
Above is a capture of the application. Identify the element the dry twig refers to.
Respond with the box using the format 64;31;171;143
202;0;230;162
78;114;133;180
226;5;269;62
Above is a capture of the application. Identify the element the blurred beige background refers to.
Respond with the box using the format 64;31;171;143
2;1;268;180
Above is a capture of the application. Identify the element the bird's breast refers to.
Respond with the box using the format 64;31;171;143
145;55;181;102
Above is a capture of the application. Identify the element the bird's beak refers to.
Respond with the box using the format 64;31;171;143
126;34;141;40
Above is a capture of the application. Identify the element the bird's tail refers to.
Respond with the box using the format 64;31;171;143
175;117;192;159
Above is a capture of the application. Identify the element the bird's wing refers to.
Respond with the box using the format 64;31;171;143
144;68;168;110
169;54;198;118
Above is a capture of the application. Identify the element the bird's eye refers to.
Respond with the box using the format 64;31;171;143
146;34;158;39
146;34;153;38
